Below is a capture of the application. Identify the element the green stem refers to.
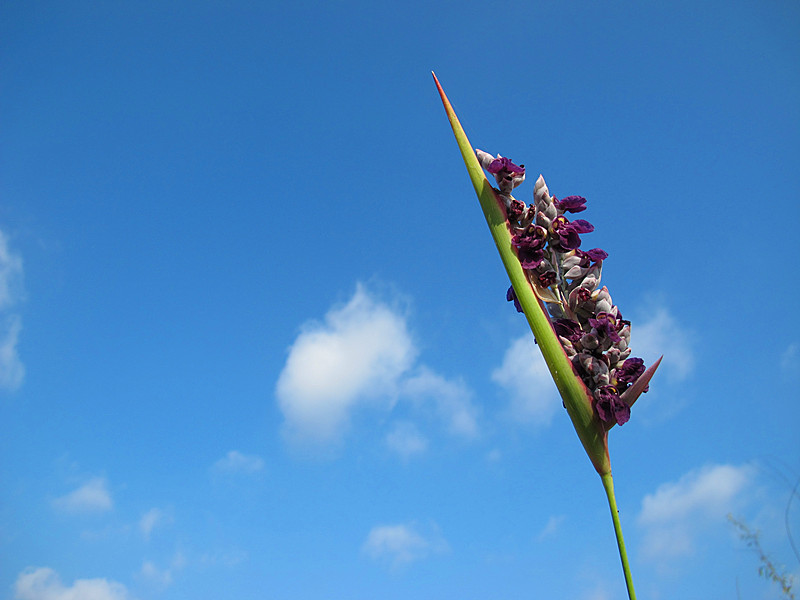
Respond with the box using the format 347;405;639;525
601;472;636;600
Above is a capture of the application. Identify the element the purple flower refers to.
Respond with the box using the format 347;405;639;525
554;318;582;342
512;228;547;269
538;270;557;287
553;218;582;251
593;385;630;426
588;312;622;344
554;195;587;213
506;286;523;313
615;357;648;392
570;219;595;234
518;247;544;269
486;156;525;176
585;248;608;262
507;198;526;219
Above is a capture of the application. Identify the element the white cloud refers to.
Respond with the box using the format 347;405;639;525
385;421;428;459
492;334;559;426
0;229;24;392
632;305;693;382
276;285;416;443
140;561;172;587
276;285;480;447
362;522;448;568
637;463;754;562
140;552;185;589
53;477;113;513
211;450;265;474
401;367;478;438
139;507;171;540
14;567;131;600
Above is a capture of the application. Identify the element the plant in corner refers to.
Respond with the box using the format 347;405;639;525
433;72;662;600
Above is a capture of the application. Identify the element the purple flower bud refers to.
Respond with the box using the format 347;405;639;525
475;150;526;194
507;198;526;219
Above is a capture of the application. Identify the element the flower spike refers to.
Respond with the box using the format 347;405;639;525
432;72;611;476
434;73;661;600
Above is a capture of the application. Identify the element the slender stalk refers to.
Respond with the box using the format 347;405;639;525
601;472;637;600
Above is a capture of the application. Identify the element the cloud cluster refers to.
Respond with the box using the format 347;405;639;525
52;477;113;513
637;463;754;562
362;522;448;568
14;567;131;600
0;229;24;391
276;285;478;449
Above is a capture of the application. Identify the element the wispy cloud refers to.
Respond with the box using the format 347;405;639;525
637;463;754;563
632;304;694;383
14;567;131;600
139;507;171;540
385;421;428;460
52;477;113;513
211;450;265;475
276;284;478;446
492;334;559;426
139;552;186;589
0;229;24;392
780;343;799;374
401;367;478;438
362;522;448;568
537;514;566;541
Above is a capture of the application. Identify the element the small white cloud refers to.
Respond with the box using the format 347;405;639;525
632;305;693;382
139;507;171;540
401;367;479;437
140;552;185;589
141;560;172;587
14;567;131;600
637;463;754;562
492;334;559;426
53;477;113;513
212;450;265;474
0;229;24;392
385;421;428;459
362;522;448;568
276;285;416;443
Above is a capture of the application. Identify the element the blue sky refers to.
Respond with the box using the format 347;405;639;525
1;1;799;599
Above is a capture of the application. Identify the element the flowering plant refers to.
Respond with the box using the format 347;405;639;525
434;73;661;599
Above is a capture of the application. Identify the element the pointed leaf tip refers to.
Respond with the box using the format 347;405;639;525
619;355;663;410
